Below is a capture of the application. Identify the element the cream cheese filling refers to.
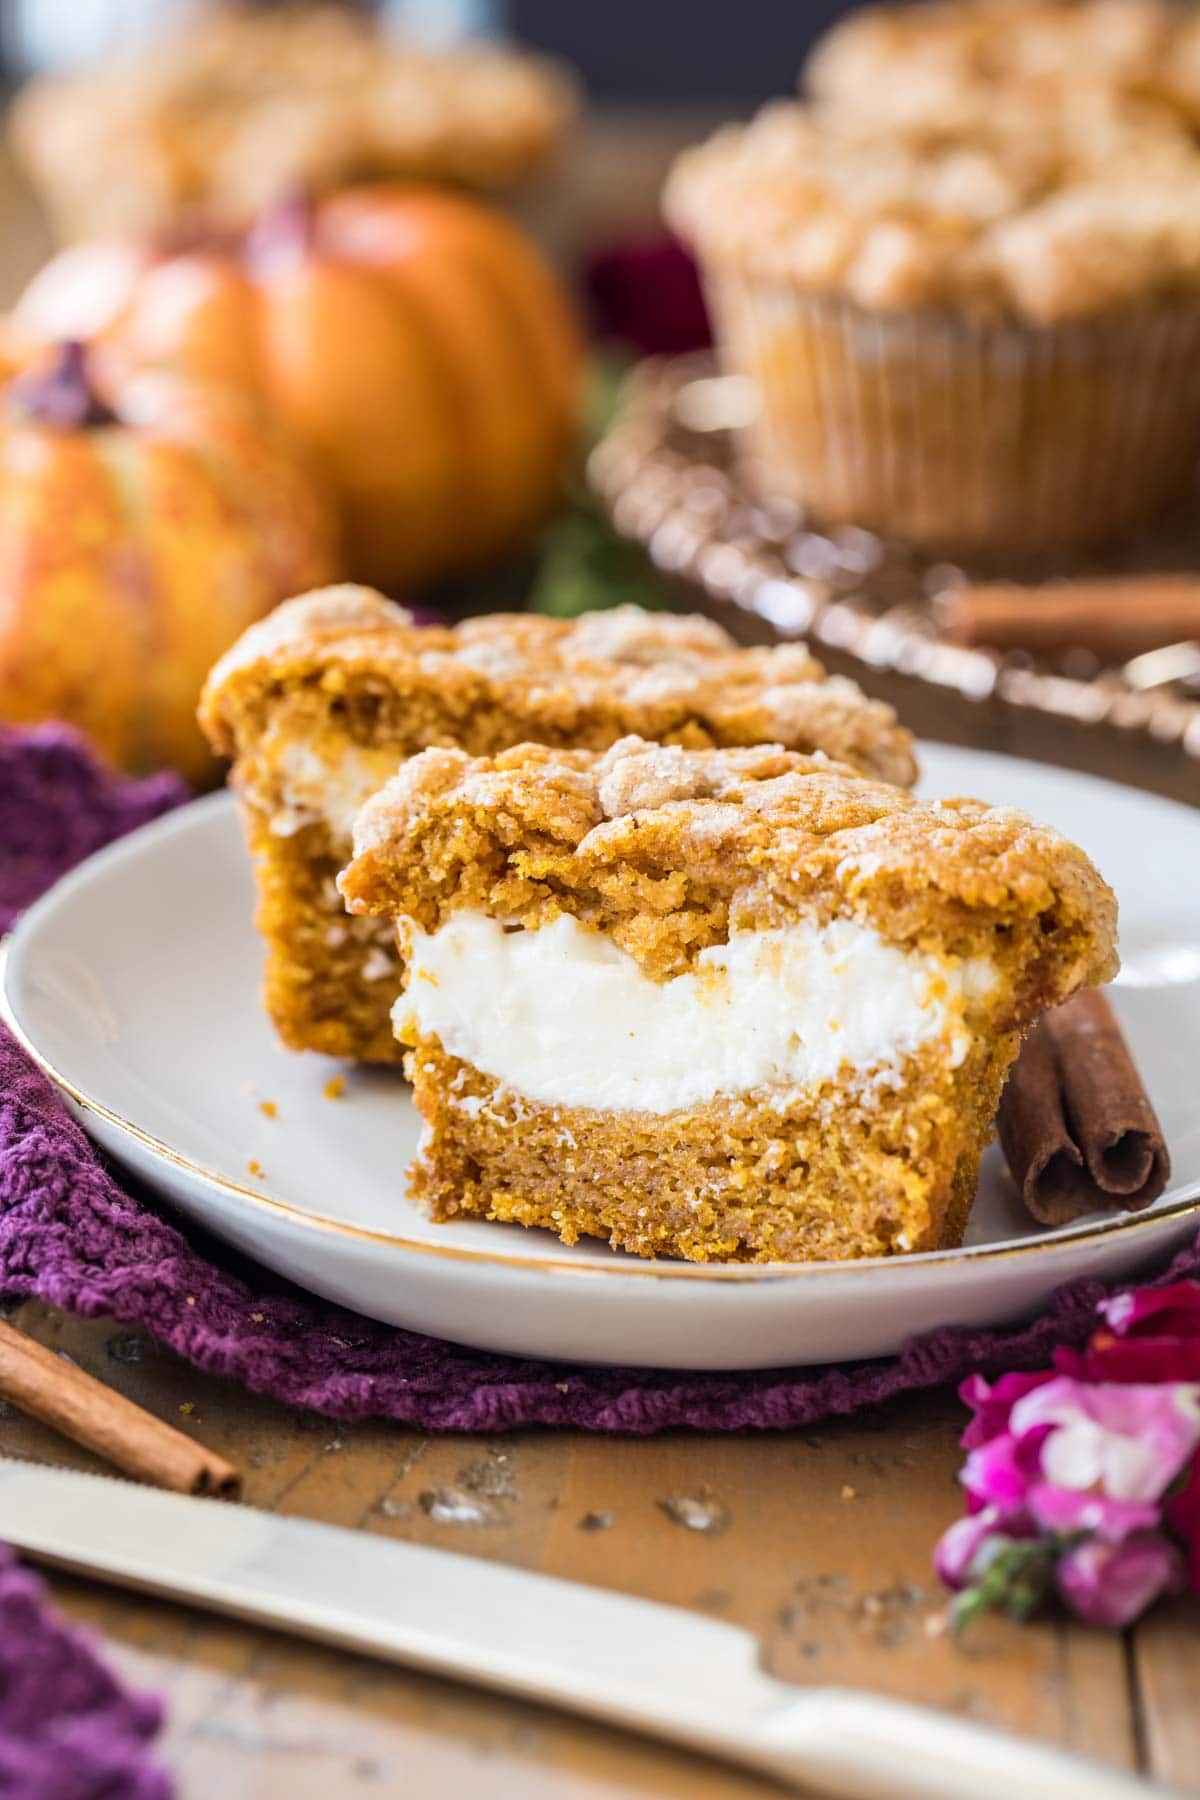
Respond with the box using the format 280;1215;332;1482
268;742;404;840
397;911;992;1115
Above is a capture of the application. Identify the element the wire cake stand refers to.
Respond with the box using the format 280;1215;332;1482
589;356;1200;806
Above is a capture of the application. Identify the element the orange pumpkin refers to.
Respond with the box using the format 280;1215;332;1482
0;342;337;781
14;186;584;591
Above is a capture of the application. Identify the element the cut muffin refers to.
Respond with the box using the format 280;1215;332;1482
199;585;916;1062
340;737;1118;1263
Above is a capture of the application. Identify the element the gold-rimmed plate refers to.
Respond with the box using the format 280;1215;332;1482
4;744;1199;1369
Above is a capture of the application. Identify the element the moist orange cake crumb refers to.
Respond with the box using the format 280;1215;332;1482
340;737;1118;1264
200;585;916;1062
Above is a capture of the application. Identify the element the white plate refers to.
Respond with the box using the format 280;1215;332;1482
4;743;1200;1370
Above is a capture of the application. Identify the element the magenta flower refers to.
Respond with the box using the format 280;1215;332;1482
934;1507;1034;1588
1102;1282;1200;1338
961;1426;1045;1513
1167;1460;1200;1594
934;1509;1004;1588
1058;1280;1200;1384
1055;1532;1186;1629
584;234;712;358
935;1344;1200;1631
1011;1378;1200;1503
1027;1483;1160;1543
959;1369;1055;1449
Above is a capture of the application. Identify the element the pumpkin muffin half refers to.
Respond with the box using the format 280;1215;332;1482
200;585;916;1063
339;736;1117;1263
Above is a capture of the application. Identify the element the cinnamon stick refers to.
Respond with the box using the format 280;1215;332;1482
998;989;1170;1227
0;1321;241;1498
941;574;1200;663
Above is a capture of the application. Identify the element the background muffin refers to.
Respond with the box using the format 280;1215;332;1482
9;3;577;243
665;76;1200;557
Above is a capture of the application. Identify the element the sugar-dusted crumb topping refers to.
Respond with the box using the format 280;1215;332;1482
199;584;917;787
806;1;1194;137
671;0;1200;323
342;735;1118;1023
665;86;1200;323
13;4;576;233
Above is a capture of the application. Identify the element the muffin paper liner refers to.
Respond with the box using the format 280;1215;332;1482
705;274;1200;556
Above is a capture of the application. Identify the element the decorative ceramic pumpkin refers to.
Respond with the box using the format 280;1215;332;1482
14;186;584;591
0;342;337;781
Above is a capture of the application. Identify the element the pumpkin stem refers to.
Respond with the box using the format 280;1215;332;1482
246;189;314;275
8;340;117;430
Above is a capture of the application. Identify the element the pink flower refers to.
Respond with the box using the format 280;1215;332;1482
1102;1283;1200;1338
1027;1483;1160;1543
1057;1281;1200;1384
933;1506;1058;1627
1009;1377;1200;1506
961;1427;1046;1514
956;1374;1200;1524
1055;1532;1186;1629
935;1508;1008;1589
1165;1459;1200;1594
957;1371;1056;1514
938;1352;1200;1631
959;1370;1055;1449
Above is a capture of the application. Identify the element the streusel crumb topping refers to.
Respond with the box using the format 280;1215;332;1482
342;736;1118;1014
13;3;575;225
200;586;917;787
665;85;1200;322
807;1;1199;136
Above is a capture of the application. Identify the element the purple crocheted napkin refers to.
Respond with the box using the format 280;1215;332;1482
0;725;187;937
2;728;175;1800
3;721;1199;1434
0;1547;168;1800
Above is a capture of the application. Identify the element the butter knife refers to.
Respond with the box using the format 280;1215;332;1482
0;1459;1166;1800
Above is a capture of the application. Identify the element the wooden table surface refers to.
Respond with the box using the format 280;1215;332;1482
3;1294;1197;1798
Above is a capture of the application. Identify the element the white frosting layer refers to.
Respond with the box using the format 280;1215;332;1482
398;911;986;1114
